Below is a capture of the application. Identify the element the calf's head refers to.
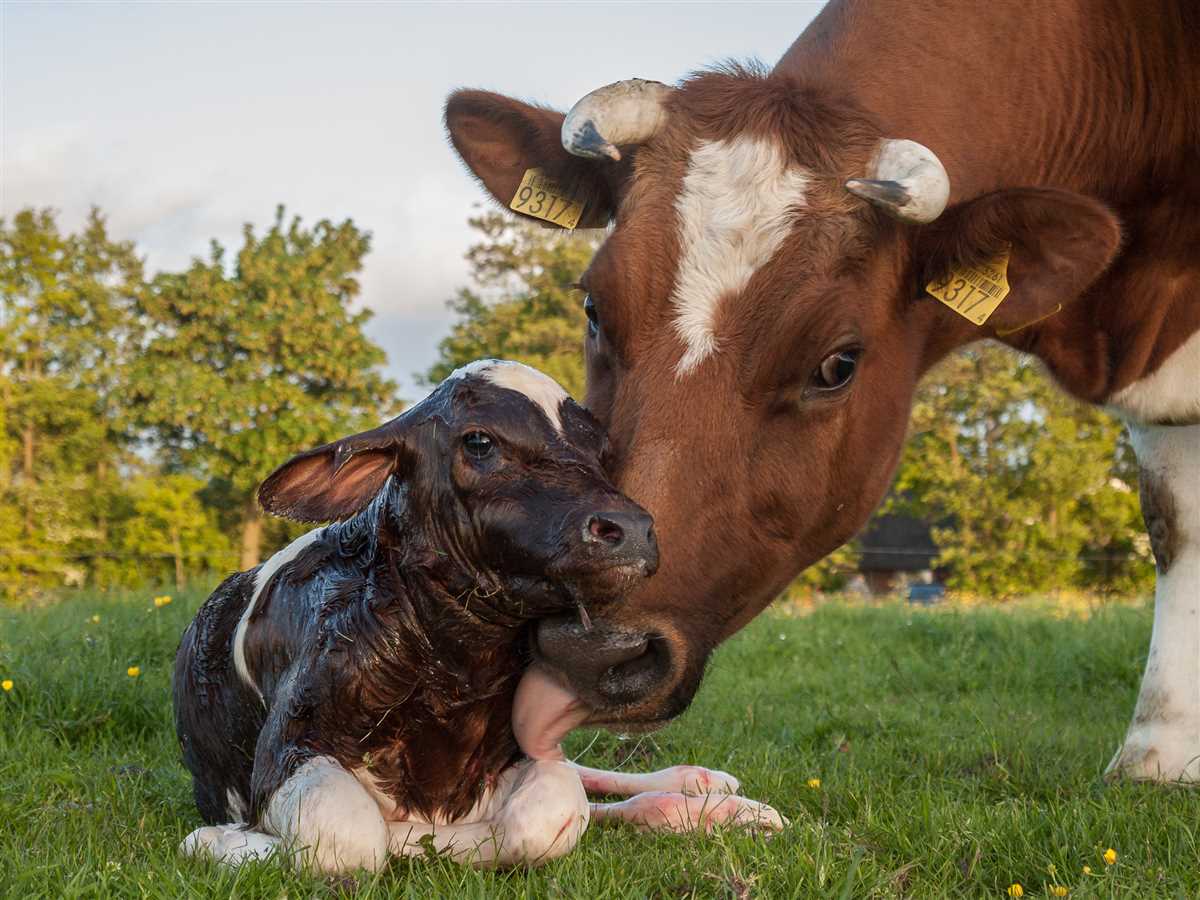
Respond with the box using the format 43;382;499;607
258;359;658;620
447;67;1122;727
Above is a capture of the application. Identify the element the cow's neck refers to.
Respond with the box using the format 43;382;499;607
778;0;1200;202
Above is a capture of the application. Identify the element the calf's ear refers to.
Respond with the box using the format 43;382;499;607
917;188;1121;333
444;90;623;228
258;420;410;523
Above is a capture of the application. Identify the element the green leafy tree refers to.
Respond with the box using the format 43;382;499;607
423;211;601;397
128;207;396;568
115;474;232;590
0;208;144;600
890;344;1151;597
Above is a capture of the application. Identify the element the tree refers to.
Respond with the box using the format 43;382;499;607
117;474;232;590
0;208;144;599
127;207;396;568
423;211;601;397
889;344;1152;597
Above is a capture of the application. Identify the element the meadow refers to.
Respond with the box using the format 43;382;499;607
1;589;1195;899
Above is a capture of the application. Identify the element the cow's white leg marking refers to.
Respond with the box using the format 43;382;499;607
671;137;810;376
387;759;588;868
450;358;569;433
589;791;787;834
232;527;325;701
1108;423;1200;782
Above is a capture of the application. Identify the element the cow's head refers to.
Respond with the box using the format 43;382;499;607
446;67;1121;727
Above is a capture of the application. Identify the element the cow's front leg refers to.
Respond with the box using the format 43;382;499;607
1108;423;1200;782
388;759;588;868
569;762;786;834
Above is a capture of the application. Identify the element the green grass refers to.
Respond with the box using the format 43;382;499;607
1;590;1195;898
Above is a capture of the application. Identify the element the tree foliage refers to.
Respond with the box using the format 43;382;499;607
424;211;601;398
127;207;396;568
0;207;394;602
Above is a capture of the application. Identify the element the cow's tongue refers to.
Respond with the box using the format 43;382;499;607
512;664;592;761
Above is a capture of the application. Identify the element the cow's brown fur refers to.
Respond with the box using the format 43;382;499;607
444;0;1200;726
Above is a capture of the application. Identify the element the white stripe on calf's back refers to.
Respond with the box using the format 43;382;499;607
232;527;325;702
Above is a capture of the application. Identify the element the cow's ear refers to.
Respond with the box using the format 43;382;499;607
917;188;1121;333
258;419;412;523
445;90;622;228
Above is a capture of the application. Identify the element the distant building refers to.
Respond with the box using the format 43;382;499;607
857;513;940;595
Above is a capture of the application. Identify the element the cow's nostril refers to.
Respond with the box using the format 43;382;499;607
586;515;625;546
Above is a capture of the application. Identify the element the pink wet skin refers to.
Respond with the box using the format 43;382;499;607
512;665;592;761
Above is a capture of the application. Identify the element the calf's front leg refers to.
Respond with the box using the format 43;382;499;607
568;762;786;833
387;759;588;867
181;755;390;873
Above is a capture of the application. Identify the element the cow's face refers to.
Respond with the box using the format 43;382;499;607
446;69;1120;726
258;360;659;622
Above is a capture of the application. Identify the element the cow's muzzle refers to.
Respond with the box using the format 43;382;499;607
534;616;673;713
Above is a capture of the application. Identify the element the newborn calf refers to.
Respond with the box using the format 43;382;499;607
174;360;781;873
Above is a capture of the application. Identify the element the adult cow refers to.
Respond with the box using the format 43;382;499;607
445;0;1200;782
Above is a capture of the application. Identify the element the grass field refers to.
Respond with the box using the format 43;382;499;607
2;589;1196;898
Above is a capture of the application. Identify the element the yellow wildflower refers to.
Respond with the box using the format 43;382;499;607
153;595;172;608
1103;848;1117;866
1082;866;1092;875
2;679;12;692
1049;886;1068;897
1007;884;1024;897
90;614;100;624
126;666;141;678
807;778;821;789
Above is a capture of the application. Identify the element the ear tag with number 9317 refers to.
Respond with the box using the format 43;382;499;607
509;168;586;230
926;249;1012;325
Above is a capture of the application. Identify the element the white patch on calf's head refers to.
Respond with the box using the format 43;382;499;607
451;359;569;433
671;137;810;376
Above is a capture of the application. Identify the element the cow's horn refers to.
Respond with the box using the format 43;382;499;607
561;79;672;162
845;139;950;224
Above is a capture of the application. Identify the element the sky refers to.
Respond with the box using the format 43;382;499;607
2;1;822;399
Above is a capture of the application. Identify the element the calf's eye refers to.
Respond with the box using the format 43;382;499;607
812;349;860;392
583;294;599;338
462;431;495;460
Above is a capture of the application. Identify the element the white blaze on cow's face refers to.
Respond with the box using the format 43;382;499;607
671;137;811;376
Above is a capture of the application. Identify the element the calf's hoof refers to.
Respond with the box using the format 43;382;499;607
180;824;282;867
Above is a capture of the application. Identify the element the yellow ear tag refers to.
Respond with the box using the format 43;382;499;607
926;249;1011;326
509;168;586;230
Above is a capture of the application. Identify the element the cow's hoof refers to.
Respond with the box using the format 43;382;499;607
1105;732;1200;783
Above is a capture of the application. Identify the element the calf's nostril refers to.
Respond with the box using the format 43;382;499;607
586;515;625;546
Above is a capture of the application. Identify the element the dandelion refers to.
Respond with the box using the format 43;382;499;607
1049;886;1068;897
1082;866;1092;876
2;679;12;692
90;614;100;624
153;595;172;608
127;666;141;678
1007;883;1024;897
1103;848;1117;866
807;778;821;789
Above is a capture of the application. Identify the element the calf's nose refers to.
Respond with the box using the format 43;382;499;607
582;510;659;574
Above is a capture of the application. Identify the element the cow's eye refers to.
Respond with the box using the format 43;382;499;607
812;349;860;392
462;431;495;460
583;294;599;338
